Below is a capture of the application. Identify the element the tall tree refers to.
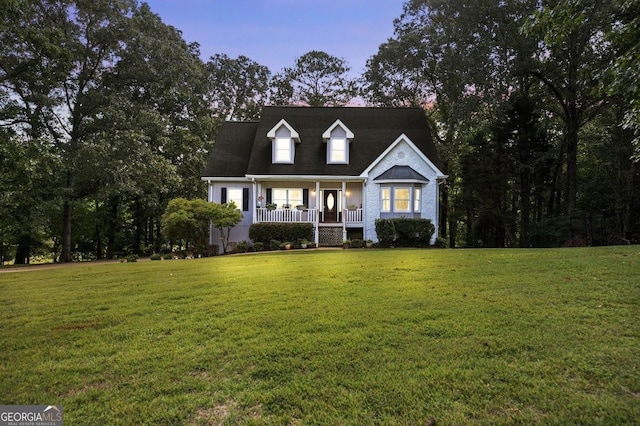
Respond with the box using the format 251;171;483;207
206;54;270;122
273;50;358;106
524;0;616;213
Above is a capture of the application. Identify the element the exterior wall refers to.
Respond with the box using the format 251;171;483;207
207;181;253;251
363;139;440;243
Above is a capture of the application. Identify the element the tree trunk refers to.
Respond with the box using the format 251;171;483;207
134;198;143;255
566;117;579;214
95;200;103;259
14;235;31;265
106;195;119;259
60;199;73;262
60;170;74;263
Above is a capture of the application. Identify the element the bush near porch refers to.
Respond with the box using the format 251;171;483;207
249;223;314;248
375;218;435;247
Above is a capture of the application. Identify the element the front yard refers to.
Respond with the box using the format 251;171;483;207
1;247;638;424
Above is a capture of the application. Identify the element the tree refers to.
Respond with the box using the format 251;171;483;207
206;54;270;122
273;51;358;106
601;0;640;158
210;202;243;254
524;0;617;213
161;199;242;255
161;198;215;256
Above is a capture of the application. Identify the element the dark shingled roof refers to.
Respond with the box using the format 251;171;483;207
203;121;258;177
203;106;444;178
373;165;429;182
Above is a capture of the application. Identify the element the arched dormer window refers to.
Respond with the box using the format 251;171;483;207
323;119;354;164
267;119;299;164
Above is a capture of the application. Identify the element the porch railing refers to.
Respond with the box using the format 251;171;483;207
256;208;317;223
255;208;362;224
344;208;363;224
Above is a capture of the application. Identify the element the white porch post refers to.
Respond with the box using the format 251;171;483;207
251;180;258;224
341;181;347;241
362;179;367;240
315;181;320;245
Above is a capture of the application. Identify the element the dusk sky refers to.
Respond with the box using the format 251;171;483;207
142;0;406;76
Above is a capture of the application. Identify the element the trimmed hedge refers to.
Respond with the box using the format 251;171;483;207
374;218;435;247
249;223;314;249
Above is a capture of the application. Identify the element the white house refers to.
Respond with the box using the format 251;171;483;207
202;106;447;250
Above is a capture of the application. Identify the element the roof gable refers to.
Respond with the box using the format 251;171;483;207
322;119;354;140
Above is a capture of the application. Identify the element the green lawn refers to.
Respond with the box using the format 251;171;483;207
1;247;639;425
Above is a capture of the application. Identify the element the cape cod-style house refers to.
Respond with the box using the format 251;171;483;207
202;106;447;250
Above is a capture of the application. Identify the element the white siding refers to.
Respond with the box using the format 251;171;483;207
363;139;440;243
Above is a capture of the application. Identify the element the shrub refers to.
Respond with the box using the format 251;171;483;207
236;242;249;253
433;237;447;248
250;223;314;246
375;218;435;247
269;240;281;251
126;254;138;263
350;238;363;248
253;242;264;252
150;253;162;260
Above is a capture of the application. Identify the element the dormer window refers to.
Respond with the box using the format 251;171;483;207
323;119;353;164
329;138;346;163
274;137;293;163
267;119;299;164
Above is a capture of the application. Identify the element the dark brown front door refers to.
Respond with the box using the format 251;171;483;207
323;190;338;222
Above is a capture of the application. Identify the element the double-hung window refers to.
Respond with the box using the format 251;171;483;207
328;137;347;163
393;187;411;212
274;137;292;163
272;189;303;208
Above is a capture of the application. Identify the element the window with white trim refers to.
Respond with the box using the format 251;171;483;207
272;188;303;208
328;137;347;163
380;184;423;213
227;188;243;209
274;137;292;163
381;187;391;212
394;187;411;212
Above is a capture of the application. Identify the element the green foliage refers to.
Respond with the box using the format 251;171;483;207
375;218;435;247
150;253;162;260
249;223;314;246
273;50;358;106
161;198;216;255
236;242;249;253
206;54;270;121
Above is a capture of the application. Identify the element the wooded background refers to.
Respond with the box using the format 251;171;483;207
1;0;638;263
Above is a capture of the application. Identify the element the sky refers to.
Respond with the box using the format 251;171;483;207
142;0;406;76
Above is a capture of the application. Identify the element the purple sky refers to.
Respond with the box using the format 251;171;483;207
142;0;406;76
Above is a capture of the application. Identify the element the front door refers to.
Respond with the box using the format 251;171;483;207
323;190;339;222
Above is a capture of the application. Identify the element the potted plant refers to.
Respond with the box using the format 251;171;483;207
296;204;306;211
365;239;373;248
265;202;277;211
300;239;309;249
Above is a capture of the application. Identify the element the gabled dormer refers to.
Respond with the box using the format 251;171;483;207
267;119;299;164
323;119;354;164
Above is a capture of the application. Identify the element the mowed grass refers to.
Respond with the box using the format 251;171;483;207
1;247;639;425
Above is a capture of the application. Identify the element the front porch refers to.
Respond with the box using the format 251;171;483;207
250;179;365;246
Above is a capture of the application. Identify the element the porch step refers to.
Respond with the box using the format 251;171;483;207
318;226;343;247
